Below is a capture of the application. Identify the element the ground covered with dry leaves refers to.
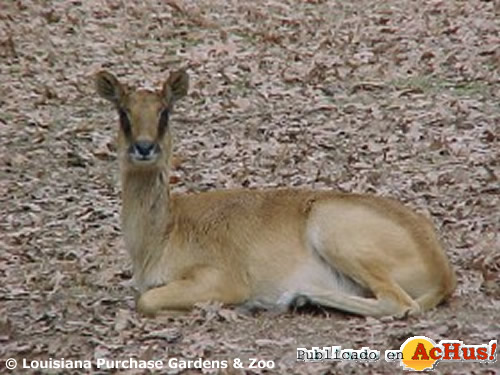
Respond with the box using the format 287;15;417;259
1;0;499;374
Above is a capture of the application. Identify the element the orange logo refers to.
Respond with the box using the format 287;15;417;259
400;336;439;371
394;336;497;371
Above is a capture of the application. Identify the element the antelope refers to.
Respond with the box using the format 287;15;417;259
95;69;456;318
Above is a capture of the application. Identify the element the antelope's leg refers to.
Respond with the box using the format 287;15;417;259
301;281;419;318
136;266;248;316
309;245;421;317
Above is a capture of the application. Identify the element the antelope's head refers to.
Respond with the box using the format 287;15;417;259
95;70;189;171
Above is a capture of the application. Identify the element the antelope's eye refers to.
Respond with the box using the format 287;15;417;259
159;109;169;128
118;109;131;136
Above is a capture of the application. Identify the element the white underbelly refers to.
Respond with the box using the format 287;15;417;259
246;256;368;310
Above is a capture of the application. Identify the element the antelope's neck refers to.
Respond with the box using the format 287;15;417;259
120;167;171;278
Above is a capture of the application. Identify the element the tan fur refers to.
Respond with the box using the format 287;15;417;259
95;70;456;318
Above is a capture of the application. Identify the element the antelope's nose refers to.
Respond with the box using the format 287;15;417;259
134;141;155;157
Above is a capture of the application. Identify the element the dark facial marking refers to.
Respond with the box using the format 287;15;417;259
158;108;169;137
118;108;132;139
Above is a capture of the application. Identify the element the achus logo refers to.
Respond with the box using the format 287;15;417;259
396;336;497;371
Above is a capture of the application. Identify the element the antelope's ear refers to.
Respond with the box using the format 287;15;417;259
95;71;124;105
162;70;189;104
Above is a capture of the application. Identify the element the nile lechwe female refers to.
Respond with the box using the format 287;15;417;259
95;69;456;317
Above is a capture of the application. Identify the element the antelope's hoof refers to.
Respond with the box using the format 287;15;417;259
137;293;157;317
